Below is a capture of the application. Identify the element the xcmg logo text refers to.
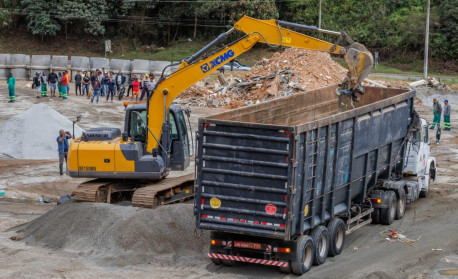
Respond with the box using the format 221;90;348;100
200;49;235;73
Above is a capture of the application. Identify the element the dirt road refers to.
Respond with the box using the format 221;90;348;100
0;81;457;278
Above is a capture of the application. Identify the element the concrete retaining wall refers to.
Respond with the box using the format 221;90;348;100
0;54;178;80
0;54;9;79
110;59;131;74
10;54;28;80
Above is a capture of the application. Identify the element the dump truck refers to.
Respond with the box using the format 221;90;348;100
194;85;436;275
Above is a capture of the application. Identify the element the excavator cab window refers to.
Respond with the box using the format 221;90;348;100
130;110;147;143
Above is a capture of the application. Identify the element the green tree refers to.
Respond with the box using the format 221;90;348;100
21;0;61;42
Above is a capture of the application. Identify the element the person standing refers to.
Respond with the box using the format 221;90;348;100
91;79;101;104
61;71;69;99
147;76;157;99
106;77;116;103
57;129;72;176
74;71;82;95
443;100;451;131
58;72;63;97
139;74;149;101
7;73;15;103
126;73;134;98
101;72;109;97
374;51;379;67
82;72;90;96
64;71;70;94
430;98;442;129
48;69;58;98
132;77;140;102
114;70;126;96
33;72;41;98
40;71;48;97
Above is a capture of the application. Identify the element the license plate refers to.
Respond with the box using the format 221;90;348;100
234;241;262;250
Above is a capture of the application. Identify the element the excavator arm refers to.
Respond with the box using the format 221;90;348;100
146;16;373;153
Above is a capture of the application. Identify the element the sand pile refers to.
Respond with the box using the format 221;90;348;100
179;48;347;108
0;104;83;159
15;202;209;266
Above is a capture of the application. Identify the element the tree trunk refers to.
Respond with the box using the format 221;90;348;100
167;23;171;45
65;22;67;40
193;10;197;39
173;19;180;42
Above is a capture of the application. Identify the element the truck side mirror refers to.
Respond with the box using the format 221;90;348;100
122;131;128;142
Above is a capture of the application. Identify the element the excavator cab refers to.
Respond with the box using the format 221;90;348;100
123;104;191;171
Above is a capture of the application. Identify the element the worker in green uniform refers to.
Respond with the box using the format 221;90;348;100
7;73;15;103
430;98;442;129
443;99;451;131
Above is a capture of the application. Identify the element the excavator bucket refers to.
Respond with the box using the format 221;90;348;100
343;42;374;90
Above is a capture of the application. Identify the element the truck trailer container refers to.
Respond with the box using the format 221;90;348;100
194;85;436;275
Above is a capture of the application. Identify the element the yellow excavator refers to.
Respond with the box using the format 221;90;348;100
68;16;373;207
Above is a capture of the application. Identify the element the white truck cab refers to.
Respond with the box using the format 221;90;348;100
404;118;437;196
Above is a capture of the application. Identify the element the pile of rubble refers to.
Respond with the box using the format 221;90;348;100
178;48;347;108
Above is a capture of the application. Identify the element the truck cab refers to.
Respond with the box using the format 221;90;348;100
403;118;436;195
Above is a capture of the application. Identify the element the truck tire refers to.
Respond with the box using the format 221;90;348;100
420;168;433;198
291;235;314;275
310;226;329;265
210;257;222;265
327;218;346;257
381;191;396;225
395;188;406;220
279;262;292;274
221;259;235;266
371;208;381;224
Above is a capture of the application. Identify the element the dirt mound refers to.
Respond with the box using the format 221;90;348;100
0;103;83;159
179;48;347;108
15;202;209;266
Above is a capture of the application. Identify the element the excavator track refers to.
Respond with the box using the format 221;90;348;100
73;174;195;208
132;174;195;208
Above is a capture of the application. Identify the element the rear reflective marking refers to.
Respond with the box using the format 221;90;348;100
208;253;288;267
201;215;284;227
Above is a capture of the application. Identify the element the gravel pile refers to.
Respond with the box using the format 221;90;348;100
0;103;83;159
15;202;209;266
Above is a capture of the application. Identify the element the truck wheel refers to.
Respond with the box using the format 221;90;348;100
210;257;222;265
381;191;396;225
221;259;235;266
291;235;314;275
327;218;346;257
420;168;433;198
310;226;329;265
279;262;292;274
371;208;381;224
395;188;406;220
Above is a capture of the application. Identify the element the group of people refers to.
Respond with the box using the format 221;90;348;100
32;69;70;99
430;98;451;131
29;69;158;104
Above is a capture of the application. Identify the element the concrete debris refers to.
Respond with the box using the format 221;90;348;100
0;104;84;159
178;48;347;108
409;77;451;90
